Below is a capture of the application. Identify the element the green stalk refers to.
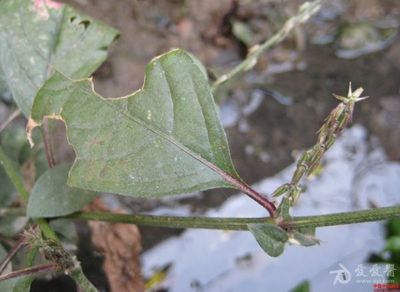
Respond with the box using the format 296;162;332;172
0;145;57;241
69;211;264;230
0;145;98;291
285;206;400;228
211;0;321;91
69;268;99;292
68;206;400;231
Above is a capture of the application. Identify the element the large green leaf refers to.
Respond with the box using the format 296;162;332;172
27;164;98;218
29;49;240;197
248;223;288;257
0;0;118;117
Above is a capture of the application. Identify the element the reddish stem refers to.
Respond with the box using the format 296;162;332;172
42;118;56;168
0;263;57;281
0;237;26;274
0;109;21;134
235;181;277;217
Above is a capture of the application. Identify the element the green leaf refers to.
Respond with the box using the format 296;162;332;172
1;126;27;162
0;166;15;207
232;20;253;45
276;197;291;220
0;125;49;207
290;280;310;292
386;218;400;237
0;243;12;274
50;219;78;247
0;0;118;117
248;223;288;257
0;214;29;237
385;236;400;252
0;126;26;206
11;277;34;292
288;228;320;247
0;277;17;292
30;49;240;198
28;164;98;218
186;52;208;80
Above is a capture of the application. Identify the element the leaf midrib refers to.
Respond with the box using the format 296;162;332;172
72;81;239;189
160;60;216;162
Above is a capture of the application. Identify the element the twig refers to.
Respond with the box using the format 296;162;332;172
0;207;26;218
0;109;21;133
0;263;57;281
211;0;321;91
66;205;400;231
42;118;56;168
0;237;25;274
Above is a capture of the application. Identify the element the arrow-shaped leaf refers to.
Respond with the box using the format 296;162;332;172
0;0;118;117
27;164;98;217
248;223;289;257
29;49;241;198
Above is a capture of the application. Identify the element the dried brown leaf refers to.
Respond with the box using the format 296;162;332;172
87;198;145;292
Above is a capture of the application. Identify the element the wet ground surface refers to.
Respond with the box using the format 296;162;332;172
141;125;400;291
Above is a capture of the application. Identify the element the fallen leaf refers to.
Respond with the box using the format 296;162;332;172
87;199;145;292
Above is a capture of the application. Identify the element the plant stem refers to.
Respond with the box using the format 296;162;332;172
237;184;276;217
67;206;400;231
0;238;25;274
70;267;99;292
0;109;21;133
0;145;57;241
211;0;321;91
284;206;400;228
0;263;57;281
68;211;262;230
219;173;276;216
0;207;26;218
42;118;56;168
0;145;98;289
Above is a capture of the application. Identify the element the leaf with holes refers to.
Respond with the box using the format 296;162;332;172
0;0;118;117
29;49;242;198
27;164;98;217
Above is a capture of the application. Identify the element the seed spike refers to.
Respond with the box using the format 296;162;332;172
348;82;353;97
